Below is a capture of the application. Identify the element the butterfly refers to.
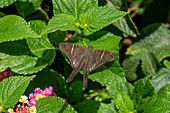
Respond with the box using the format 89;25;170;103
59;42;117;88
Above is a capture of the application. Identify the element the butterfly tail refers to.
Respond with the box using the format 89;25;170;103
83;65;90;88
66;63;84;83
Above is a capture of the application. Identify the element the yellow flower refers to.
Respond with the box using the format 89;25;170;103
19;95;28;103
29;107;36;113
36;94;43;100
8;108;13;113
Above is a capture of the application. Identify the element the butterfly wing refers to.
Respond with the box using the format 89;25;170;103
59;42;86;68
87;50;117;72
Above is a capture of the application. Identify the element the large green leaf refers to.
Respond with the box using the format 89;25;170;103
79;6;127;36
151;68;170;93
35;96;77;113
0;0;17;8
0;15;40;43
127;23;170;61
52;0;98;18
41;14;77;34
0;40;47;74
149;84;170;113
123;23;169;79
116;93;135;113
0;75;35;112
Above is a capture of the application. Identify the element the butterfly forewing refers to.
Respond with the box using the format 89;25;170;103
87;50;117;71
59;43;86;68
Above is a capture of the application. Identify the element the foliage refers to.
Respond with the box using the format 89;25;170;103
0;0;169;113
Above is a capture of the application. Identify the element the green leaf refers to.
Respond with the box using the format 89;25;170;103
68;81;83;103
26;36;56;65
52;0;98;18
35;96;77;113
149;84;170;113
0;0;17;8
127;23;170;61
163;60;170;68
134;76;154;99
29;20;46;35
0;40;47;74
98;100;116;113
75;100;100;113
151;68;170;93
15;0;42;17
116;93;135;113
122;56;140;81
41;14;77;34
25;68;68;97
140;49;161;75
0;75;35;112
105;0;139;37
79;6;127;36
0;15;40;43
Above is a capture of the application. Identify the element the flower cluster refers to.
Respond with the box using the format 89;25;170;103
7;86;60;113
27;87;56;107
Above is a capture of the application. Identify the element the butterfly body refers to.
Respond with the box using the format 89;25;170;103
59;42;117;88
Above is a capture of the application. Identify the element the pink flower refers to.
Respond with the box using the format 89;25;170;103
42;90;51;97
27;100;36;107
29;93;36;101
45;86;53;95
34;88;42;94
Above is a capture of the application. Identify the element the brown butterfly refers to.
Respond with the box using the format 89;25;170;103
59;42;117;88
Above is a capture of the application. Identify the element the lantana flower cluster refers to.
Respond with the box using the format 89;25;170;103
8;86;62;113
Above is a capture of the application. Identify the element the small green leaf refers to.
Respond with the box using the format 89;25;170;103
35;96;77;113
151;68;170;93
41;14;77;34
98;100;116;113
149;84;170;113
123;56;140;81
0;75;35;112
116;93;135;113
140;49;161;75
15;0;42;17
134;76;154;98
0;0;17;8
52;0;98;18
106;0;139;37
79;6;127;36
29;20;46;35
163;60;170;68
75;100;100;113
0;15;40;43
